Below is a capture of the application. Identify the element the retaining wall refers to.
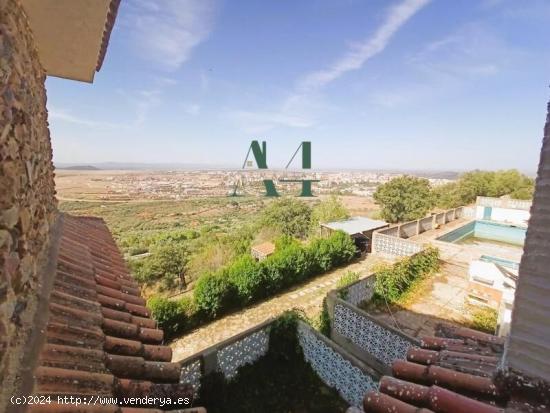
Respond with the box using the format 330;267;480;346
371;206;464;257
178;318;379;409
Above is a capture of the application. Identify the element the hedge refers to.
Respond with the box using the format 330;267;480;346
147;295;198;337
373;246;440;303
148;231;357;336
194;231;356;317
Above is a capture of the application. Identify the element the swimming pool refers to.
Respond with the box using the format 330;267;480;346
480;255;520;270
436;220;526;246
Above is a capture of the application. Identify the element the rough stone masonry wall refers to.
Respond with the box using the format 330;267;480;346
0;0;57;402
501;100;550;389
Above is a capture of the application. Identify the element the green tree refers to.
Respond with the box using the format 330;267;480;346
490;169;533;198
311;195;349;231
135;243;189;287
373;176;433;223
432;182;462;209
455;170;495;204
432;169;534;208
261;198;312;238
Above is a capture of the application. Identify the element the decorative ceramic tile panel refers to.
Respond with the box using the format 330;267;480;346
180;357;202;395
344;276;375;306
334;304;414;367
297;323;377;409
217;328;270;379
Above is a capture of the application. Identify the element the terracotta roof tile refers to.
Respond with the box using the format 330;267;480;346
29;214;194;410
251;241;275;256
29;404;119;413
34;367;114;396
362;323;546;412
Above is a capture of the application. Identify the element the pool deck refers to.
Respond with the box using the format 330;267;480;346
367;217;524;337
410;218;524;264
366;260;472;338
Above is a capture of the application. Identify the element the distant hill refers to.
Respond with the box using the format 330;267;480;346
57;165;100;171
411;171;460;180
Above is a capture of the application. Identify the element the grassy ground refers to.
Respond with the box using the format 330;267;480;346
59;197;267;294
60;197;265;246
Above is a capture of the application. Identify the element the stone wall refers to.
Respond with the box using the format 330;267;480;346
0;0;57;402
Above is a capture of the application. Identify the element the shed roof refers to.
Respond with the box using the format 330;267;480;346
321;216;388;235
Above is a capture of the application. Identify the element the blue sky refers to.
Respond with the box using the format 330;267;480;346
47;0;550;172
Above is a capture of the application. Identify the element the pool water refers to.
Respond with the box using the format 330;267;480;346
437;220;526;246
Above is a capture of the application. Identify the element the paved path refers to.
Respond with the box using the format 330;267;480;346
170;255;385;361
369;261;471;338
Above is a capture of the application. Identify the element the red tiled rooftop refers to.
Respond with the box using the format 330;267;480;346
251;241;275;256
27;214;194;412
362;324;548;413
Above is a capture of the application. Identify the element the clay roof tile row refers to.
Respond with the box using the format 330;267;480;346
363;324;518;413
29;214;194;412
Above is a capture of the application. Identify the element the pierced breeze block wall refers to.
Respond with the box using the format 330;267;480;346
0;0;57;399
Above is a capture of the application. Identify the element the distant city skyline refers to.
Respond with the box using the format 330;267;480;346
46;0;550;171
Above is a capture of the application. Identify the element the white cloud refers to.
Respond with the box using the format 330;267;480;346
226;110;314;134
409;24;511;80
125;0;218;70
48;107;125;129
134;89;163;126
227;0;430;133
298;0;431;91
50;85;165;129
182;103;201;116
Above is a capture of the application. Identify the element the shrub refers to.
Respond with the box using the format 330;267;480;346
317;298;331;337
224;255;266;305
192;231;356;323
194;272;237;318
336;271;359;300
469;306;498;334
374;247;440;303
264;243;314;290
309;231;356;272
148;296;186;336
